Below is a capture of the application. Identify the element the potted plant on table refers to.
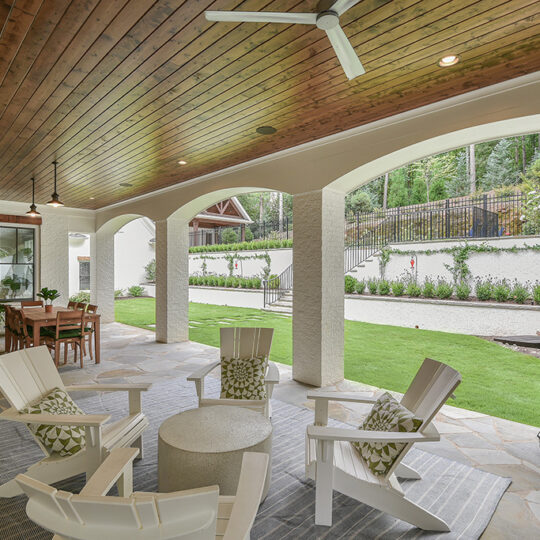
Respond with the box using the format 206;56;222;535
37;287;61;313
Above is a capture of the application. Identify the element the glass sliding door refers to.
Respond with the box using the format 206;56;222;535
0;226;35;301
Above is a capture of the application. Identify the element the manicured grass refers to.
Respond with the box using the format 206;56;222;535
115;298;540;426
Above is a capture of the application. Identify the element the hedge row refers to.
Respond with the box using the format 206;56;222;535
189;239;292;253
189;275;262;289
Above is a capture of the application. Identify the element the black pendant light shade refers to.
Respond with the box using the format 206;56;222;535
46;161;64;207
26;177;40;217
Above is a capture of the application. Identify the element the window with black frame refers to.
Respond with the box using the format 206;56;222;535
79;260;90;290
0;226;35;301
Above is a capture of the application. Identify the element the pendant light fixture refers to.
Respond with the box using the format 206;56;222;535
46;161;64;207
26;177;40;217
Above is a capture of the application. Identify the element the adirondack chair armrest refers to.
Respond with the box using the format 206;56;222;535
187;361;221;382
0;407;110;427
223;452;269;540
307;423;440;443
65;383;152;392
80;447;139;496
307;391;378;404
265;361;280;385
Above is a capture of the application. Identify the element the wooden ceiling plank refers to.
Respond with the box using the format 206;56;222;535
1;0;272;192
0;0;176;177
0;0;67;113
45;1;536;195
53;21;534;205
4;0;460;192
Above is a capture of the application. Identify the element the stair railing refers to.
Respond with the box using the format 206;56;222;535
263;264;293;307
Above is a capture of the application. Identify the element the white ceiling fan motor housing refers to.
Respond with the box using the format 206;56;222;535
316;11;340;31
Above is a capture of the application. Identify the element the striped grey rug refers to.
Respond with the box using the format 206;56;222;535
0;378;510;539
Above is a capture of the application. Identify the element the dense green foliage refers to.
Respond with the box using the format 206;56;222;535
127;285;145;297
189;239;292;253
115;299;540;426
69;291;91;303
189;275;261;289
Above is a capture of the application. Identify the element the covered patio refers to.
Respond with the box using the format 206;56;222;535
1;1;540;537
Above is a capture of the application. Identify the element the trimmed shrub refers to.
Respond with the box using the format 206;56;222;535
221;228;238;244
406;282;422;297
267;274;280;289
378;280;390;295
345;275;357;294
252;277;261;289
391;280;405;296
128;285;145;297
475;279;493;301
512;282;529;304
534;284;540;305
114;289;124;298
455;281;471;301
356;280;366;294
493;281;511;303
422;279;435;298
435;280;453;299
367;279;378;295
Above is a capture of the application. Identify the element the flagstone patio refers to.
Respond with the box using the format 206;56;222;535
1;322;539;538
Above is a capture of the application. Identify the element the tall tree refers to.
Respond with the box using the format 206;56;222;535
278;192;283;232
469;144;476;193
383;172;389;209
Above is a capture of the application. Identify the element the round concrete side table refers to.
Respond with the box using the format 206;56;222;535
158;405;272;499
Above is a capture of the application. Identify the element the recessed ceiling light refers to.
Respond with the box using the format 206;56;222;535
119;182;133;187
178;160;187;165
256;126;277;135
438;55;459;67
89;197;95;200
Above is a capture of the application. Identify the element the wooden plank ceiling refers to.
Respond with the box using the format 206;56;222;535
0;0;539;209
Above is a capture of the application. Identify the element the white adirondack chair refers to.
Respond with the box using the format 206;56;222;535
16;448;269;540
188;327;278;418
0;346;150;498
306;358;461;531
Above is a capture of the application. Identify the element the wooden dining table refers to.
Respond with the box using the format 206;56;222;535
22;307;101;364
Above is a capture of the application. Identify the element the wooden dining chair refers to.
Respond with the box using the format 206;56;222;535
21;300;44;308
82;304;98;361
19;308;48;349
43;310;85;368
5;306;22;351
67;301;81;310
4;305;14;352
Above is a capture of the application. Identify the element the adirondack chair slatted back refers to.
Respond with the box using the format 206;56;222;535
220;327;274;359
400;358;462;428
17;474;220;539
0;346;64;411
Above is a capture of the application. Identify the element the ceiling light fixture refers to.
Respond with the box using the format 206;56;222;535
178;160;187;165
26;177;40;217
89;197;95;200
256;126;277;135
438;54;459;67
46;161;64;207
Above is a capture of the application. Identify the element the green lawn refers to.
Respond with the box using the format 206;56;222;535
115;298;540;426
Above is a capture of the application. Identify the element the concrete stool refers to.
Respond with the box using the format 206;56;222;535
158;405;272;499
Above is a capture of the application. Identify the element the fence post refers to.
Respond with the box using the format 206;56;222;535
445;199;450;238
482;194;488;237
356;212;360;247
286;217;289;240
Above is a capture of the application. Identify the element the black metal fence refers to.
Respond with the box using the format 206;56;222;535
189;217;292;247
263;264;293;306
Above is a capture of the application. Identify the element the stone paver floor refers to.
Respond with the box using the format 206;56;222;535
1;322;539;538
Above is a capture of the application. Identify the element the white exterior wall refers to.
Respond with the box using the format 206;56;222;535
349;236;540;285
114;218;155;291
189;286;264;309
189;248;292;277
345;295;540;335
69;235;90;295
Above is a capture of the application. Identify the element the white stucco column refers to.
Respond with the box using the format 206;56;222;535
91;227;115;323
155;218;189;343
40;215;69;304
292;188;345;387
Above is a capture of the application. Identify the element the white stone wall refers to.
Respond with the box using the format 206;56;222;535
349;236;540;286
189;286;264;309
68;235;90;295
190;248;292;278
345;295;540;335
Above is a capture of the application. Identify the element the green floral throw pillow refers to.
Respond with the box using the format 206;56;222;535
220;355;268;400
351;392;422;476
21;387;86;457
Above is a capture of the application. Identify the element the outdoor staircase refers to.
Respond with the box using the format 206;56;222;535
262;290;293;315
346;254;379;276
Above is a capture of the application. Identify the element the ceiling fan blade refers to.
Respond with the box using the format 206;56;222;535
325;25;365;80
205;11;318;25
331;0;362;16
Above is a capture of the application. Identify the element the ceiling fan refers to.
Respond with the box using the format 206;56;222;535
205;0;365;80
